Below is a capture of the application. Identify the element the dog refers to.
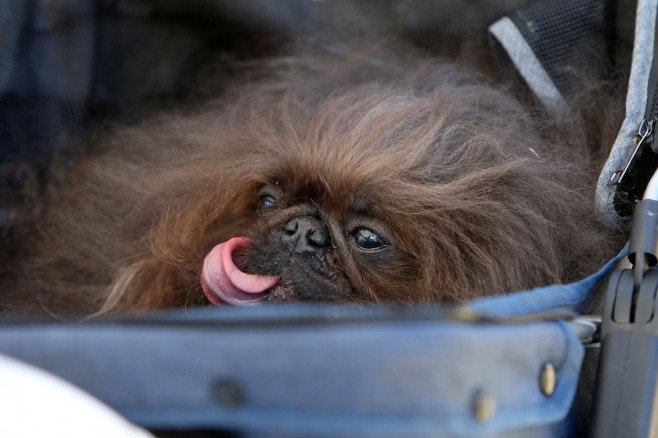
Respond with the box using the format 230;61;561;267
0;41;624;318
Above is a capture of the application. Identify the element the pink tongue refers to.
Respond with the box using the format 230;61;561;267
201;237;280;306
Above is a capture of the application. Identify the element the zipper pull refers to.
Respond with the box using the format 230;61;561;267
610;119;655;186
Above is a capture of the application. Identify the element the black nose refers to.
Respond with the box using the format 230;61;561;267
282;216;330;252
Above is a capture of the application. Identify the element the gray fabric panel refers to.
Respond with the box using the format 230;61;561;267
596;0;657;230
489;16;570;118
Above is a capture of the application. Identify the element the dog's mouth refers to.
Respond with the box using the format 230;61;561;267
200;237;280;306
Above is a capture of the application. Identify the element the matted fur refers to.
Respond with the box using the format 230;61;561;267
0;43;624;317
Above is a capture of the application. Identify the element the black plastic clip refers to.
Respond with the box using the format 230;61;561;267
591;199;658;437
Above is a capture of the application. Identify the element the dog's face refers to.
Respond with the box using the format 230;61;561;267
238;175;421;302
199;153;422;306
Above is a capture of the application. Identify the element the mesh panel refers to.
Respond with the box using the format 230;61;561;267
509;0;614;96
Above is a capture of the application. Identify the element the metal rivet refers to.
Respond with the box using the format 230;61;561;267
540;362;557;396
212;379;245;408
472;389;496;423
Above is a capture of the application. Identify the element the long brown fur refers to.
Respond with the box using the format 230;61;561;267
0;41;625;317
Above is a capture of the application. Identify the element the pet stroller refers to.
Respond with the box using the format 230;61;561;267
0;0;653;436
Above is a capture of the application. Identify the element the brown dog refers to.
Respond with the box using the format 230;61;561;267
0;43;623;317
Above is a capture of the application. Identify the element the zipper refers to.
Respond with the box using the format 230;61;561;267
610;15;658;214
611;45;658;214
610;118;655;186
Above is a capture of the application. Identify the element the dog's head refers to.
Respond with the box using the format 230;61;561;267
193;73;599;307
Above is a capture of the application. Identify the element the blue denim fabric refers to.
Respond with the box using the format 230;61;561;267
0;310;585;438
470;244;629;318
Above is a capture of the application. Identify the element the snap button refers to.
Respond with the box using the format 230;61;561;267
540;362;557;396
472;388;496;423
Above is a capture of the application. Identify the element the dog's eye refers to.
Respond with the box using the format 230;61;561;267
351;227;387;251
259;194;277;209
